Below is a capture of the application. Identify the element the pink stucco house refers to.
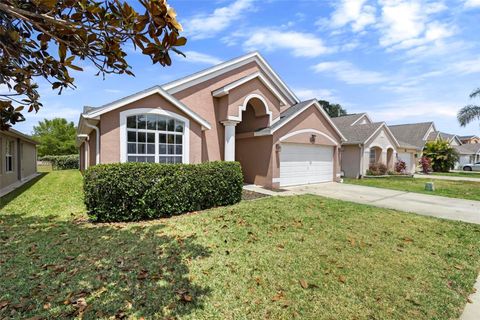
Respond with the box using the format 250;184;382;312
77;52;346;188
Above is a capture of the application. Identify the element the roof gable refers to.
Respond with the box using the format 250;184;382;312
81;86;211;130
255;99;347;141
162;52;298;105
212;71;288;106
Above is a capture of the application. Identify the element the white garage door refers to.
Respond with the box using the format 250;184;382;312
397;152;412;173
280;143;334;187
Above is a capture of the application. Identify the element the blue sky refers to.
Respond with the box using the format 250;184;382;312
11;0;480;136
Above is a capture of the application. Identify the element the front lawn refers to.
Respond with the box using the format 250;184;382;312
429;171;480;178
1;170;480;319
345;177;480;201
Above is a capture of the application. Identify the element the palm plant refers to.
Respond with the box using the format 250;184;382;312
458;88;480;126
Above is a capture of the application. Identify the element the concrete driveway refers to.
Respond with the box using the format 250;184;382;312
283;183;480;225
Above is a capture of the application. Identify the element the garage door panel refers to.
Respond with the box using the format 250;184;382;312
280;143;334;187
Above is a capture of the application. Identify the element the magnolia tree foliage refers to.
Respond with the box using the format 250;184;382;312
0;0;186;130
423;140;459;173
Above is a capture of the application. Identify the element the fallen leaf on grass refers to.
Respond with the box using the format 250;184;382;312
43;303;51;310
0;300;9;309
403;237;414;243
454;265;464;270
271;291;285;302
299;279;308;289
338;275;346;283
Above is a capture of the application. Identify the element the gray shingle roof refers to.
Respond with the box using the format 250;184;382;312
454;144;480;155
333;121;383;144
330;113;367;128
438;131;457;142
388;122;434;150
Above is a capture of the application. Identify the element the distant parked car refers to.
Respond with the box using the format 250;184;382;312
463;162;480;171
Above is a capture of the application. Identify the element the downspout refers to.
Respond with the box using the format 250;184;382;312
84;122;100;165
359;144;364;179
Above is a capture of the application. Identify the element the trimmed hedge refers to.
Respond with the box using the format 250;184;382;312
83;161;244;222
38;154;79;170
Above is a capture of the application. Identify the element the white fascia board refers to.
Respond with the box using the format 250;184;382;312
270;100;347;142
212;72;289;106
162;52;299;105
82;86;211;130
364;123;401;148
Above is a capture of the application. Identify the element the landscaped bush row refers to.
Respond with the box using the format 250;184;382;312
83;161;244;222
38;154;79;170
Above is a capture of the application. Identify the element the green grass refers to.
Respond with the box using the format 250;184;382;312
345;177;480;201
429;171;480;178
1;170;480;319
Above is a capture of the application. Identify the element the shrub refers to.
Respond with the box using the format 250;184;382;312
423;140;459;172
420;156;432;174
367;163;388;176
394;160;407;173
38;154;79;170
84;161;244;222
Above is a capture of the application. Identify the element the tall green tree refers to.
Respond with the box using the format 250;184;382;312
0;0;186;130
458;88;480;127
423;140;459;172
318;100;347;118
33;118;77;156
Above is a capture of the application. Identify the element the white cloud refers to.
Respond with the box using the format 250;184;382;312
243;29;331;57
328;0;376;32
372;100;458;122
465;0;480;8
294;88;338;102
378;0;453;50
182;51;223;65
312;61;387;84
184;0;255;40
451;58;480;75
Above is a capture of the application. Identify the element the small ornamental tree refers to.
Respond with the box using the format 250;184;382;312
419;156;432;174
423;140;459;172
0;0;186;130
394;160;407;173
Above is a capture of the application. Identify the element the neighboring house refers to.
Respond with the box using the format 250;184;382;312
459;135;480;144
332;113;400;178
454;144;480;169
0;129;38;195
388;122;437;173
427;131;462;146
76;52;346;188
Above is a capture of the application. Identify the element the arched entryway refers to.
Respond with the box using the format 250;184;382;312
224;95;273;185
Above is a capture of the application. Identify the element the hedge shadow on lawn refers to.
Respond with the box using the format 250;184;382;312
0;211;212;318
0;172;49;210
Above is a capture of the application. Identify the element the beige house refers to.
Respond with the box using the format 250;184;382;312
459;135;480;144
0;129;38;196
332;113;400;178
77;52;346;188
388;122;437;173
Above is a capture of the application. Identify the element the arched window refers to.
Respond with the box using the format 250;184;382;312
126;114;185;164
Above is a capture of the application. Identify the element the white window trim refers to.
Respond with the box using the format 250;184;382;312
119;108;190;164
5;139;14;173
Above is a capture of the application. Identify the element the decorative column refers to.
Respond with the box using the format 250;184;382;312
222;120;239;161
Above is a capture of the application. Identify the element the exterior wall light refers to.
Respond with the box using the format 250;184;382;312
310;134;317;144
